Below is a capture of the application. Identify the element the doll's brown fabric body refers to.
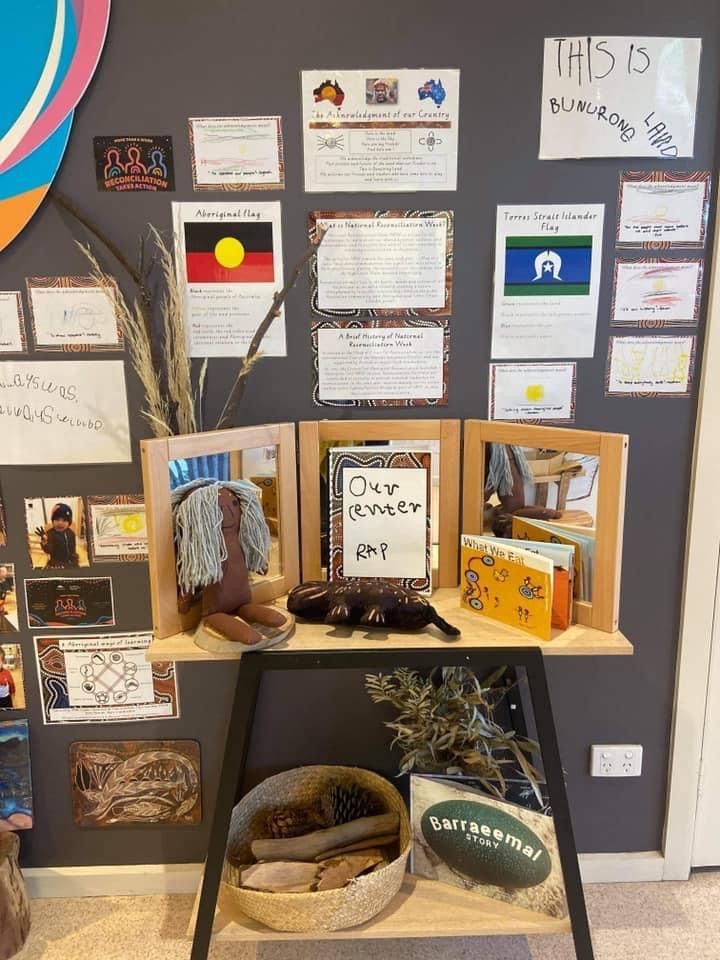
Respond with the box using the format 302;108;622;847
183;488;285;646
485;445;560;537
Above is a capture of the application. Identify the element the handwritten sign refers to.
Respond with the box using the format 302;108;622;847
0;360;131;464
328;448;432;590
342;466;428;579
539;37;701;159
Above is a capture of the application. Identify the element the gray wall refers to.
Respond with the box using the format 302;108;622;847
0;0;717;867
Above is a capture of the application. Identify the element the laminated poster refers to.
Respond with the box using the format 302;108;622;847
491;204;604;359
606;335;695;397
173;202;285;358
0;719;33;831
26;276;123;351
328;447;432;593
313;319;448;407
616;171;711;248
87;495;148;562
189;116;284;190
611;259;703;328
94;135;175;192
489;362;576;422
302;68;460;192
0;292;26;354
25;577;115;629
0;360;131;464
34;632;179;724
539;37;701;159
310;210;453;317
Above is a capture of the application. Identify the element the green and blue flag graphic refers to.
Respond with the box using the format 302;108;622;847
504;235;592;296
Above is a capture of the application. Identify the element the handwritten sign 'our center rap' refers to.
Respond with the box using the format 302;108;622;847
0;360;131;464
329;447;432;592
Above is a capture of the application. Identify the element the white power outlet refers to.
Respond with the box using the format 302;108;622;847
590;744;643;777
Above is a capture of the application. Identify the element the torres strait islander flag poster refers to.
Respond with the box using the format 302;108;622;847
173;202;285;357
491;204;604;360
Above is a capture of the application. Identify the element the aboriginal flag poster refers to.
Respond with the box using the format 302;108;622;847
173;202;285;358
491;203;604;360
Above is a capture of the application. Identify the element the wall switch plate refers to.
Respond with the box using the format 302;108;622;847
590;744;643;777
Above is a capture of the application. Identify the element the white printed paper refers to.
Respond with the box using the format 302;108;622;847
34;633;179;724
302;69;460;192
173;201;285;358
88;499;148;561
189;116;284;189
491;204;604;359
0;360;131;464
342;466;428;579
316;215;448;311
489;362;576;421
539;37;701;158
317;326;445;401
29;284;121;350
611;259;702;326
607;335;694;394
0;292;25;353
617;176;710;246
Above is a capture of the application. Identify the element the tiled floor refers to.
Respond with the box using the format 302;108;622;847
12;871;720;960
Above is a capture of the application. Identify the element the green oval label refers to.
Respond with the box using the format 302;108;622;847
421;799;552;889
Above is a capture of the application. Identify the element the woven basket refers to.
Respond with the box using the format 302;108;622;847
220;765;411;932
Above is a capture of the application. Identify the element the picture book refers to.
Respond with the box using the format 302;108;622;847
410;774;567;920
511;516;595;602
500;538;574;630
460;534;553;642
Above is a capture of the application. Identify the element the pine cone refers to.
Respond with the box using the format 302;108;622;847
320;781;383;826
265;806;323;839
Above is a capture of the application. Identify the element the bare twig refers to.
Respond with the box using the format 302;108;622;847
51;189;144;291
214;225;328;430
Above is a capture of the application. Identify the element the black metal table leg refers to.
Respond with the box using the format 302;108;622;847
190;657;262;960
523;649;595;960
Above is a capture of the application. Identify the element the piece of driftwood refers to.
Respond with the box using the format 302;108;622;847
316;850;385;892
314;834;398;862
0;833;30;960
251;812;399;862
240;860;319;893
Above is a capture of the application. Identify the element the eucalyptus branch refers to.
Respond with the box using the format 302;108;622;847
214;224;328;430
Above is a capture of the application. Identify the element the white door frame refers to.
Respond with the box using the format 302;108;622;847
663;177;720;880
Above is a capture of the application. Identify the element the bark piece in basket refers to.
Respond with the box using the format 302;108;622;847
0;833;30;960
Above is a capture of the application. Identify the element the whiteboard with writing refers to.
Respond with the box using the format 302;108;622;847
0;360;131;464
341;467;428;579
539;37;701;159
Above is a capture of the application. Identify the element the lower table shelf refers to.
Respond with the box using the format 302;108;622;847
210;875;572;942
147;588;633;661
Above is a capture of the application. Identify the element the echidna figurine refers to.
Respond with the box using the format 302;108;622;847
287;579;460;636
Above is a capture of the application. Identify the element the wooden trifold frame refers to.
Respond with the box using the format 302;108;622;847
462;421;628;634
141;424;299;640
141;418;627;642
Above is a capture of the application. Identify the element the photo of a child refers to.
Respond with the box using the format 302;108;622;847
0;565;18;633
25;497;89;569
0;644;25;709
